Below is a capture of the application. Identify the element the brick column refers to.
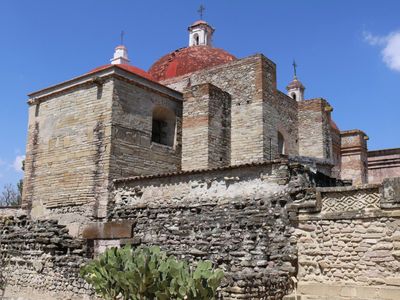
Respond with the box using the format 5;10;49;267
340;130;369;185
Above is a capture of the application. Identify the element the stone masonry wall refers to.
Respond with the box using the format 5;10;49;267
110;77;182;179
288;179;400;300
163;55;267;165
0;215;91;300
264;90;298;159
298;99;333;161
23;79;114;229
110;161;339;299
182;83;231;170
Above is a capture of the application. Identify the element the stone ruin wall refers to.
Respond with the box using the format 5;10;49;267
289;177;400;300
1;162;400;299
108;161;339;299
0;214;91;300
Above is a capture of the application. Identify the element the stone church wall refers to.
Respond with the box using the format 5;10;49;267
265;90;298;159
182;83;231;170
110;77;182;179
23;79;115;229
340;130;369;185
163;55;272;165
298;98;333;161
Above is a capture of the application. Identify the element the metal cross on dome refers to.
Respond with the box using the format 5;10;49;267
198;4;205;19
292;60;298;77
120;31;125;46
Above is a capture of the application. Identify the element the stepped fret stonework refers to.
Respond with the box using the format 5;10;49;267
321;189;381;213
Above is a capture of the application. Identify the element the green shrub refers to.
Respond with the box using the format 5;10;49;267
80;245;224;300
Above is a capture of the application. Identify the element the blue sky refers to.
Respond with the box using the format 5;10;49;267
0;0;399;188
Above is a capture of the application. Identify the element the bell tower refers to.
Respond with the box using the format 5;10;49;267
188;20;215;47
188;6;214;47
110;45;130;65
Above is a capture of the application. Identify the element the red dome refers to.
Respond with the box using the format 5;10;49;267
88;64;155;81
148;46;237;82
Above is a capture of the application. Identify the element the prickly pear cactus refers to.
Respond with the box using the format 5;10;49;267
80;245;224;300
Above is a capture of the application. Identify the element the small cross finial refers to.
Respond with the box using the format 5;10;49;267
198;4;205;19
292;60;298;77
120;30;125;46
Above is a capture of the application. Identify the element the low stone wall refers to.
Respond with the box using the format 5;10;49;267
287;177;400;300
110;161;339;299
0;214;92;300
0;206;25;217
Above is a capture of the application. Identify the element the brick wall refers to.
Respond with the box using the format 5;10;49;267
340;130;368;185
368;148;400;184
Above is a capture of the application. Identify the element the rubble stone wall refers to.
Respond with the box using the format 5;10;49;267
110;161;338;299
0;215;91;300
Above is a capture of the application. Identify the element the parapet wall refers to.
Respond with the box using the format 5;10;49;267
288;177;400;300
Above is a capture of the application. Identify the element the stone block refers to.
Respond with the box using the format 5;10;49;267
82;221;134;239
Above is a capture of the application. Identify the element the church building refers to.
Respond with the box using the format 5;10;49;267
22;18;399;222
2;17;399;300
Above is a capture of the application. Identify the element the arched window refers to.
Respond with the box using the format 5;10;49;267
193;34;199;45
291;92;297;100
278;131;286;155
151;106;176;147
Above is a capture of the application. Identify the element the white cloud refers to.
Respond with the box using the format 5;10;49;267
364;30;400;72
12;155;25;172
0;159;4;166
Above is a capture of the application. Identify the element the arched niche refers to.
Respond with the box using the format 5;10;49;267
151;106;176;147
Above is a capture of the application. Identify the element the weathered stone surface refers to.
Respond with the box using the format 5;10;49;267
82;221;134;239
0;215;91;299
